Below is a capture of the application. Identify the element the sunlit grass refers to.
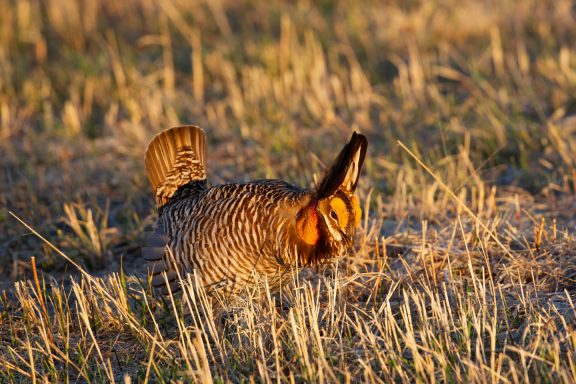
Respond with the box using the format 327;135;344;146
1;0;576;382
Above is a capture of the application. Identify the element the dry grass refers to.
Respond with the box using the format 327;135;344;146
1;0;576;382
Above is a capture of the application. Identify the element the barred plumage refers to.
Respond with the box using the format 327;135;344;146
143;125;367;296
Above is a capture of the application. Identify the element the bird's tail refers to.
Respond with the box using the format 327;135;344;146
144;125;207;207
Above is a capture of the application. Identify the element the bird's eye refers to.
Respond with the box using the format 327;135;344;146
329;210;338;221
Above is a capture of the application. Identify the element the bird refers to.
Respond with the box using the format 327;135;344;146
142;125;367;296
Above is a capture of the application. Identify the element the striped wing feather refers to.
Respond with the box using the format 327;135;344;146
155;180;308;294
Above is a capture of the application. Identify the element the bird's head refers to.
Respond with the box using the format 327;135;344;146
295;132;367;265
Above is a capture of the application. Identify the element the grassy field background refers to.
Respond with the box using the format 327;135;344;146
1;0;576;382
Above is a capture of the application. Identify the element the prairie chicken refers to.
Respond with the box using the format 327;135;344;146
143;125;367;296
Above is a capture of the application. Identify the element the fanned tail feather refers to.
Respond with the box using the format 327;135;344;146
144;125;207;294
145;125;207;207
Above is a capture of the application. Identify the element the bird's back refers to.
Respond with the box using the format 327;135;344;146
159;180;310;293
143;126;311;294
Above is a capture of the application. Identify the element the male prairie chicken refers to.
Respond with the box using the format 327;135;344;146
143;125;367;296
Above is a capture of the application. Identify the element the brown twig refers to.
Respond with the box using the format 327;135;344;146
30;256;54;344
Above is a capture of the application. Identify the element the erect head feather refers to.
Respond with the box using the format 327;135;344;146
315;132;367;199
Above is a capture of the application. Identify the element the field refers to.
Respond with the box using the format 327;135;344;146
1;0;576;382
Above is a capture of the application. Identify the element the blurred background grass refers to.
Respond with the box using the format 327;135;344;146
2;0;575;279
1;0;576;381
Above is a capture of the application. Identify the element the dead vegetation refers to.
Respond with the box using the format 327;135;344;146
1;0;576;382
